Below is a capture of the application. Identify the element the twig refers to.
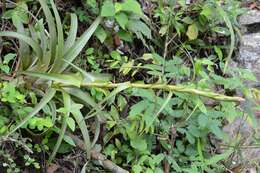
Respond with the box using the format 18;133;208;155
0;136;33;153
73;82;245;102
68;133;129;173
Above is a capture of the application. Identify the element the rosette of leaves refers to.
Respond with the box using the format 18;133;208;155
0;0;109;161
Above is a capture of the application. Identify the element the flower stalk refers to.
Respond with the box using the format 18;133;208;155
78;82;245;102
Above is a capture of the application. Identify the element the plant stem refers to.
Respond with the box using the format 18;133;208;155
76;82;245;102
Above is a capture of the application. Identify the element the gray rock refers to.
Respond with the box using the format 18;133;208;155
237;33;260;82
239;10;260;26
222;117;260;170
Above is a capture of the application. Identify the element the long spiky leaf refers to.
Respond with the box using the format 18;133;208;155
38;0;57;59
58;16;102;73
48;91;71;163
0;31;43;60
64;14;78;52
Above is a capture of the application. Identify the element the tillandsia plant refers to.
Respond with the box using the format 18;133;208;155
0;0;258;172
0;0;108;162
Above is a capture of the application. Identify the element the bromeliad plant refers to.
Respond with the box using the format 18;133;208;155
0;0;253;171
0;0;108;162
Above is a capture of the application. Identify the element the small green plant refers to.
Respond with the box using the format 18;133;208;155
23;155;40;169
0;0;258;172
0;53;16;74
1;151;21;173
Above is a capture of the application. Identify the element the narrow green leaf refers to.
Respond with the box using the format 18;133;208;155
64;14;78;51
145;92;173;130
58;16;102;72
64;59;112;83
38;0;57;58
63;87;98;108
48;91;71;163
50;0;64;62
22;72;83;87
0;31;42;59
216;3;235;73
71;101;91;158
91;118;100;147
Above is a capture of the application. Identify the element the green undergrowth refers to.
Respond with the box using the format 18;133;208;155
0;0;259;172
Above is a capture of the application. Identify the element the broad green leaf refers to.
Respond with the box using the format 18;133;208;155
198;114;208;129
115;13;128;29
200;4;213;18
101;1;115;17
95;26;107;43
186;23;198;40
129;100;148;117
0;65;10;74
210;123;225;140
121;0;142;15
240;69;257;81
133;165;142;173
66;117;76;132
3;53;16;64
196;98;207;114
127;20;152;39
159;25;168;36
130;137;147;151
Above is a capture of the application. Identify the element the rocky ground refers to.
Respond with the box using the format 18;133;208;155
223;8;260;173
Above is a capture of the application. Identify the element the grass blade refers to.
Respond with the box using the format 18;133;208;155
216;3;235;73
7;88;56;136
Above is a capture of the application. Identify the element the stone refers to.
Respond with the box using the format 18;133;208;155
222;117;260;171
237;33;260;83
239;10;260;26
